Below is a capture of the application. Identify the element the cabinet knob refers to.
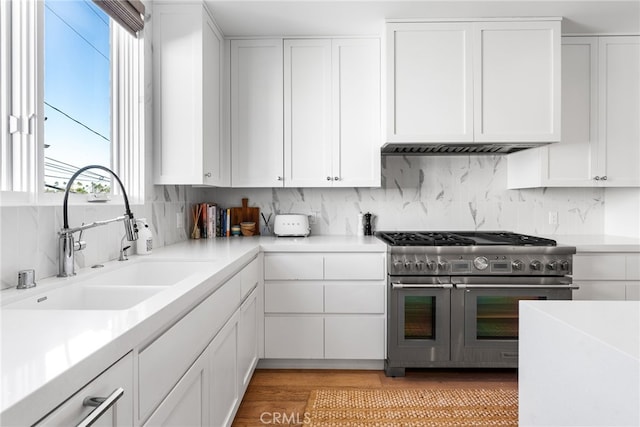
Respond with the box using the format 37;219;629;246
277;176;283;181
334;176;340;181
204;172;212;178
594;176;600;181
602;175;608;181
327;176;332;181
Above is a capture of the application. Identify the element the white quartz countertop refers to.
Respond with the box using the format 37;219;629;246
548;234;640;253
0;235;384;424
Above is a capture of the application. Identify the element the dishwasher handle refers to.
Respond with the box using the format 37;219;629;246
77;387;124;427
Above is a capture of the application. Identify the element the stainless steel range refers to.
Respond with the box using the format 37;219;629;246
376;231;577;377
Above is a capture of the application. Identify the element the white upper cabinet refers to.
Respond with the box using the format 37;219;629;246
153;3;227;186
386;23;473;142
231;39;284;187
386;19;560;144
474;21;560;142
507;36;640;188
232;38;381;188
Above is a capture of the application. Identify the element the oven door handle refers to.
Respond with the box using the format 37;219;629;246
392;282;453;289
454;284;579;290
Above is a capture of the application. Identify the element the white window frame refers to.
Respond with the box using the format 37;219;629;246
1;0;144;206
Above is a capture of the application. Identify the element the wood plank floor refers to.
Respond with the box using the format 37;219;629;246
232;368;518;426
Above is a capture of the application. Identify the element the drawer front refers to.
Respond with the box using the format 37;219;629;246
573;254;626;281
325;316;385;359
264;316;324;358
264;254;324;280
138;274;241;419
324;253;385;280
36;353;134;427
241;256;261;299
265;282;323;313
627;255;640;280
324;282;385;314
572;281;627;301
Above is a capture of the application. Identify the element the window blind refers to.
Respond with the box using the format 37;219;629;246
93;0;145;37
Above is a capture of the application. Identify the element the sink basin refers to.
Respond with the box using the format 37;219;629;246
80;260;216;286
3;284;168;310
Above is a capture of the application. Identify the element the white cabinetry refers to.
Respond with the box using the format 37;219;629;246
386;19;560;144
139;256;262;427
264;252;386;360
572;252;640;301
507;36;640;188
153;3;227;186
35;353;133;427
230;39;284;187
231;38;381;188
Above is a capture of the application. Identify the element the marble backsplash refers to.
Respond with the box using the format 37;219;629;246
205;156;606;236
0;185;192;289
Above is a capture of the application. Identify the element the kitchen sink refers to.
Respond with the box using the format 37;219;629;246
3;284;169;310
3;259;218;310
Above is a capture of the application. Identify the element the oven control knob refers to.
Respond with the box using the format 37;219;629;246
530;260;542;271
438;260;449;271
473;256;489;271
415;261;425;271
512;260;524;271
559;260;570;271
425;260;436;271
546;261;559;271
404;260;413;270
393;259;403;270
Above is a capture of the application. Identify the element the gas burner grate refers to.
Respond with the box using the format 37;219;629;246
375;231;557;247
376;232;475;246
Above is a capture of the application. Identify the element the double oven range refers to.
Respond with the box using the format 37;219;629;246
376;231;577;377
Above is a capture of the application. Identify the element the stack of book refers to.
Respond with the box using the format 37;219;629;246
191;203;231;238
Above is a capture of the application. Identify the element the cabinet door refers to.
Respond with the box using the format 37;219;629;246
284;39;332;187
545;38;599;184
332;38;381;187
143;351;209;427
153;4;206;184
202;11;226;186
231;39;284;187
210;314;239;427
36;353;133;427
474;21;560;142
238;289;259;393
386;23;473;142
265;316;324;358
598;36;640;185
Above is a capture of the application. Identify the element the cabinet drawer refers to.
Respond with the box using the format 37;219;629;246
36;353;133;427
324;253;385;280
627;255;640;280
324;282;385;314
265;254;324;280
138;274;241;419
325;317;385;359
264;316;323;358
572;281;627;301
241;257;261;298
573;254;626;280
265;282;323;313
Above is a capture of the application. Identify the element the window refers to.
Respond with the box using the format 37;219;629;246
0;0;144;202
44;0;112;193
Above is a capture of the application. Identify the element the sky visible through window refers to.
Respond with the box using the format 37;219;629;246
44;0;111;193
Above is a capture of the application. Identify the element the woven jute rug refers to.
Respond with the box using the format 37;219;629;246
303;388;518;427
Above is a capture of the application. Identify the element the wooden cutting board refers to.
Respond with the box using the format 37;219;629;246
230;198;260;235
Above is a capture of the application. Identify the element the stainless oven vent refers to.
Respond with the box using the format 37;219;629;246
381;143;549;156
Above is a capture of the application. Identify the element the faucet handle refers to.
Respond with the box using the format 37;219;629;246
74;226;86;251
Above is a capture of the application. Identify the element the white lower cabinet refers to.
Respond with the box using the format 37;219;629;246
264;252;386;360
139;256;262;427
572;252;640;301
36;353;134;426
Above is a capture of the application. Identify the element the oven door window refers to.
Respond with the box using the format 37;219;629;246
404;296;436;340
475;296;545;340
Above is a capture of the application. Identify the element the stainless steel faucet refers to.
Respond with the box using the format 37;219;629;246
58;165;138;277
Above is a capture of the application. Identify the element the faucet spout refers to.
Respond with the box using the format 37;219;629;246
58;165;138;277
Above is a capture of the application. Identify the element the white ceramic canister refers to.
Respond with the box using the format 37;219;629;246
136;218;153;255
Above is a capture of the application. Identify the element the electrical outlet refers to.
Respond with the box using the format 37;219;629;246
177;212;183;228
309;212;318;225
548;211;558;225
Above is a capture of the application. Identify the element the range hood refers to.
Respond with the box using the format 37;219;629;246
381;142;551;156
